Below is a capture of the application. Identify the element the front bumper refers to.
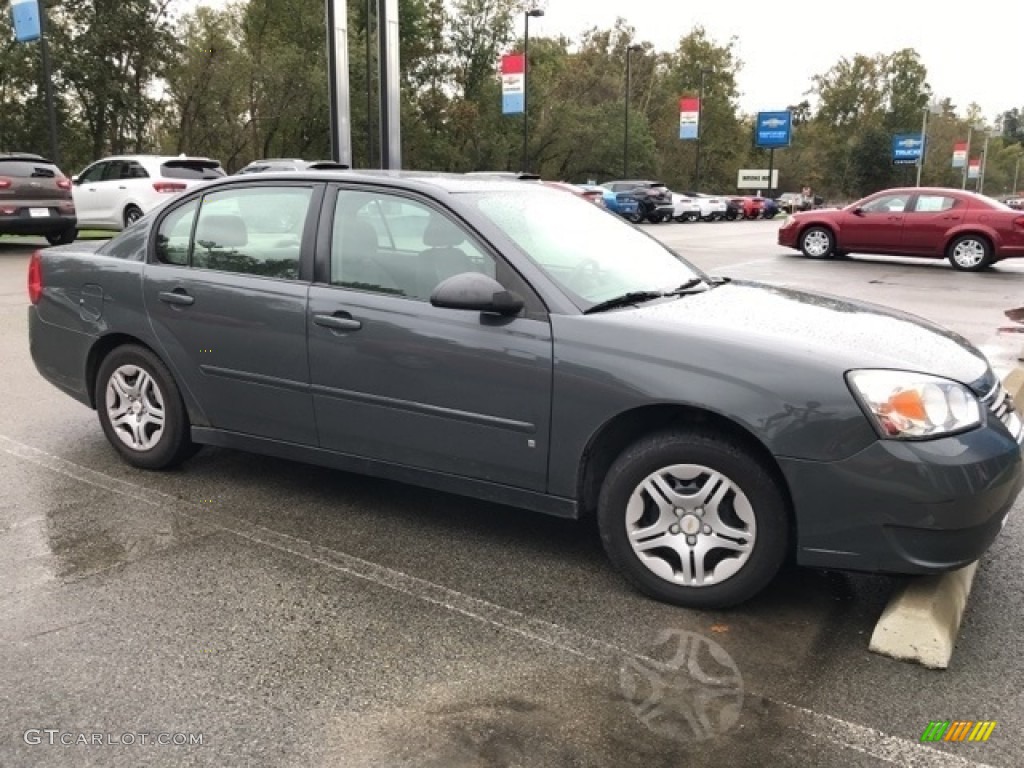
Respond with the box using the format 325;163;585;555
780;422;1023;574
778;222;798;247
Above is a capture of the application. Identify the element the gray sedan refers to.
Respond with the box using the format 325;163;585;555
26;170;1024;608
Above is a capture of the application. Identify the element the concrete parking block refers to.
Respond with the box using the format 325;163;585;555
868;562;979;669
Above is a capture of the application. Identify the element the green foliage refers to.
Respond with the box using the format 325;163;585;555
0;0;1018;197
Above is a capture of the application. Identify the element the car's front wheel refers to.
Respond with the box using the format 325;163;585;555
597;430;789;609
799;226;833;258
96;345;198;470
947;234;993;272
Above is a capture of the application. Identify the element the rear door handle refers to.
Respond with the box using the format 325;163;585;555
313;312;362;331
158;290;194;306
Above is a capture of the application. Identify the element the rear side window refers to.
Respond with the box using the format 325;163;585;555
160;160;226;180
0;160;61;178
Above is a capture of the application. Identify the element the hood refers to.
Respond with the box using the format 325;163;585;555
615;280;992;393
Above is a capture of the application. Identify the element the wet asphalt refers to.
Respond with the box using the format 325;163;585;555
2;221;1023;767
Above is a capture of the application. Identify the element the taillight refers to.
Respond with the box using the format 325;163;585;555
153;181;187;193
1014;216;1024;230
0;177;11;189
28;250;43;305
56;178;71;190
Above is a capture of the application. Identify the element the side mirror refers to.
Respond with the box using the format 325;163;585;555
71;175;79;185
852;206;865;216
430;272;524;316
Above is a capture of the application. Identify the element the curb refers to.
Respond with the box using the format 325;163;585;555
868;562;979;669
868;367;1024;669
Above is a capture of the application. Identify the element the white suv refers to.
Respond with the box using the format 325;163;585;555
72;155;225;231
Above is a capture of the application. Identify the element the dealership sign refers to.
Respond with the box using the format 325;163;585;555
952;141;968;168
892;133;924;164
679;98;700;140
968;157;981;179
754;111;792;148
501;54;525;114
736;169;780;190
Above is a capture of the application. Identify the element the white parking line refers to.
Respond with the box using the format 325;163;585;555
0;434;998;768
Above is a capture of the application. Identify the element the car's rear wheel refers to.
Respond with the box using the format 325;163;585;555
799;226;833;258
597;430;789;609
45;227;77;246
685;212;700;222
96;345;198;470
947;235;993;272
627;210;644;224
123;204;144;228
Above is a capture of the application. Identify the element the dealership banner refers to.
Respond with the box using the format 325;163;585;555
755;112;793;148
501;54;525;115
967;157;981;179
679;98;700;140
10;0;41;42
952;142;968;168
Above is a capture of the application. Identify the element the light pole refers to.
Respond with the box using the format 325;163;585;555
915;106;928;187
37;1;59;166
961;125;973;191
694;68;711;190
1014;157;1021;195
978;132;991;194
623;44;641;178
522;8;544;173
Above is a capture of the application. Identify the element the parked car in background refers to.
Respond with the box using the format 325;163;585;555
235;158;349;174
0;152;77;245
538;180;604;207
776;192;803;214
671;192;701;222
778;187;1024;271
73;155;225;231
603;180;674;223
1006;197;1024;211
27;170;1024;609
581;184;640;220
733;196;765;220
760;197;780;219
678;191;728;221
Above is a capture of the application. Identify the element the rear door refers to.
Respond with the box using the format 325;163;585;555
900;193;965;255
143;181;323;445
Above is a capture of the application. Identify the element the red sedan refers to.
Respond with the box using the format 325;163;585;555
778;187;1024;272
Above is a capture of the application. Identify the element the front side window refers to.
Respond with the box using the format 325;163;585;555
861;194;911;213
189;186;312;279
469;189;702;306
155;200;198;266
77;162;107;183
331;190;495;300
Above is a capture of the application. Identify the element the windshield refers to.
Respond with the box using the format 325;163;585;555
468;189;703;307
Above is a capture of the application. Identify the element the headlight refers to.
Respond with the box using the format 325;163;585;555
846;370;981;439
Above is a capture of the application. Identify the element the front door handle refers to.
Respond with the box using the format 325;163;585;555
158;289;195;306
313;312;362;331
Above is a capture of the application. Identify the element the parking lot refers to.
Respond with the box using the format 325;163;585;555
3;219;1024;767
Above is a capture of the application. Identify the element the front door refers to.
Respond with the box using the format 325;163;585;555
840;191;912;252
307;187;554;491
143;182;322;445
900;193;965;255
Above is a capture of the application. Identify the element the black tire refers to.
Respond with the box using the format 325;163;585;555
685;212;700;223
45;227;77;246
799;226;834;259
673;214;687;223
762;211;778;220
647;213;666;224
597;430;789;609
946;234;994;272
96;344;197;470
123;205;144;228
627;210;644;224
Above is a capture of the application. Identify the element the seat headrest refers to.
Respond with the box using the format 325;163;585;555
423;216;465;247
196;214;248;248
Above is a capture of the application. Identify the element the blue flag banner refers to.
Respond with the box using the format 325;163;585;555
11;0;41;43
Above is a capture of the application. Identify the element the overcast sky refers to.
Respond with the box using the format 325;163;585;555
189;0;1021;121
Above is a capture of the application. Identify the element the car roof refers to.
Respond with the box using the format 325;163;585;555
0;152;49;161
195;168;549;195
92;154;222;164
